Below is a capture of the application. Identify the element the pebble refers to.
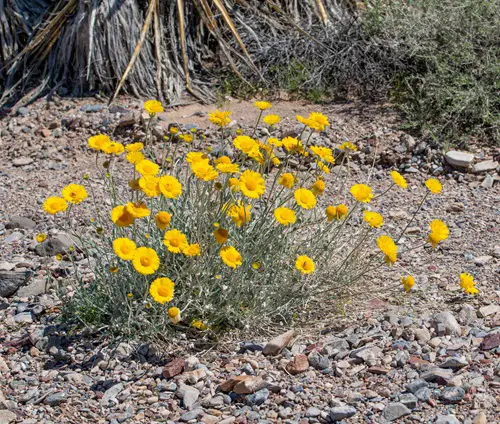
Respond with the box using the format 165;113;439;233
328;405;357;421
435;415;461;424
382;402;411;421
246;388;269;406
263;330;295;356
440;387;465;404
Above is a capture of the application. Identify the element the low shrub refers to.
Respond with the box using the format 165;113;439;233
39;100;461;337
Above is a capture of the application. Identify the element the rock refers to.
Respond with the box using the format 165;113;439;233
480;333;500;350
5;216;36;230
117;113;137;127
233;376;267;395
432;311;461;336
101;383;124;404
472;411;487;424
263;330;295;356
478;304;500;317
328;405;357;422
16;279;49;297
428;337;442;348
80;104;106;113
473;160;498;173
35;233;75;256
382;403;411;421
246;388;269;406
0;410;17;423
241;363;255;375
0;270;32;297
399;393;418;409
474;255;492;266
481;174;494;188
367;366;389;375
435;415;460;424
350;345;382;362
44;392;67;406
176;384;199;409
415;387;432;402
239;341;264;353
420;367;453;385
162;357;185;378
286;354;309;375
184;356;199;372
401;134;416;152
306;407;322;418
440;387;465;404
440;357;468;369
17;107;30;116
308;351;330;370
14;312;33;324
414;328;431;344
12;157;33;167
180;409;203;422
183;368;206;384
457;304;477;325
445;151;474;168
115;342;133;358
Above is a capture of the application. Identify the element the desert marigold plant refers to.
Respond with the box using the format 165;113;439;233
40;100;452;336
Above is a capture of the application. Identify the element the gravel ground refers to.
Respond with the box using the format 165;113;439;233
0;97;499;423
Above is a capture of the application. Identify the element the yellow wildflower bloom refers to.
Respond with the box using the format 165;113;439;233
132;247;160;275
163;229;189;254
220;246;243;268
111;205;135;227
168;307;181;323
191;320;207;330
113;238;137;261
126;202;150;218
186;152;208;164
401;275;415;292
390;171;407;189
101;141;124;155
274;207;297;226
316;161;330;174
183;243;201;257
425;178;442;194
377;235;398;265
427;220;449;248
179;134;194;143
158;175;182;199
149;277;175;304
215;156;240;173
155;211;172;230
295;255;315;274
227;202;251;227
239;170;266;199
233;135;259;154
190;160;219;181
254;101;272;110
144;100;164;115
310;146;335;164
294;188;316;209
282;137;303;153
136;159;160;176
311;179;325;196
125;142;144;152
62;184;88;204
139;175;161;197
228;178;240;192
307;112;330;131
338;142;357;151
279;173;295;189
363;211;384;228
214;228;229;244
208;110;232;127
350;184;373;203
36;233;47;243
88;134;110;151
267;137;282;147
43;196;68;215
126;151;145;164
263;114;281;125
459;273;479;295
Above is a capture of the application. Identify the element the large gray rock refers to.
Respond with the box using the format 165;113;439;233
473;160;498;173
0;270;32;297
445;151;474;168
35;233;75;256
328;405;357;421
6;216;36;230
16;279;49;297
382;403;411;421
101;383;124;404
435;415;460;424
432;311;461;336
0;410;17;423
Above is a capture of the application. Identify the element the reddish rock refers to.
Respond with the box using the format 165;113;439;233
219;375;252;392
263;330;295;356
40;128;52;138
480;333;500;350
233;376;268;394
367;366;389;375
286;354;309;375
409;355;430;366
162;358;184;378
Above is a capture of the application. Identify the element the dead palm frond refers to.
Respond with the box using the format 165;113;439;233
0;0;354;108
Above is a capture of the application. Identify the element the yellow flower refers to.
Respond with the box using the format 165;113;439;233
325;206;337;222
169;126;179;135
311;179;325;196
127;293;134;299
267;137;282;147
125;142;144;152
101;141;124;155
459;273;479;295
214;228;229;244
190;160;219;181
158;175;182;199
139;175;161;197
220;246;243;268
316;161;330;174
110;266;118;273
295;255;315;274
279;173;295;189
168;307;181;324
126;151;145;164
191;320;207;330
215;156;240;173
248;147;264;164
144;100;164;115
155;211;172;230
149;277;175;304
113;237;137;261
428;220;449;248
350;184;373;203
296;115;311;126
186;152;208;164
282;137;303;153
88;134;110;151
338;141;357;151
377;235;398;265
401;275;415;292
308;112;330;131
111;205;135;227
425;178;442;194
363;211;384;228
233;135;259;155
310;146;335;164
208;110;232;127
254;101;272;110
274;207;296;225
239;170;266;199
390;171;407;189
136;159;160;176
129;179;141;191
132;247;160;275
126;202;150;218
263;114;280;125
294;188;317;209
228;177;240;192
62;184;88;204
183;243;201;257
163;229;189;254
252;262;260;270
55;254;63;261
271;154;281;166
43;197;68;215
36;233;47;243
180;134;194;143
227;202;251;227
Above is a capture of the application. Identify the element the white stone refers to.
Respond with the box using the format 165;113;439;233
478;304;500;317
473;160;498;173
445;151;474;168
